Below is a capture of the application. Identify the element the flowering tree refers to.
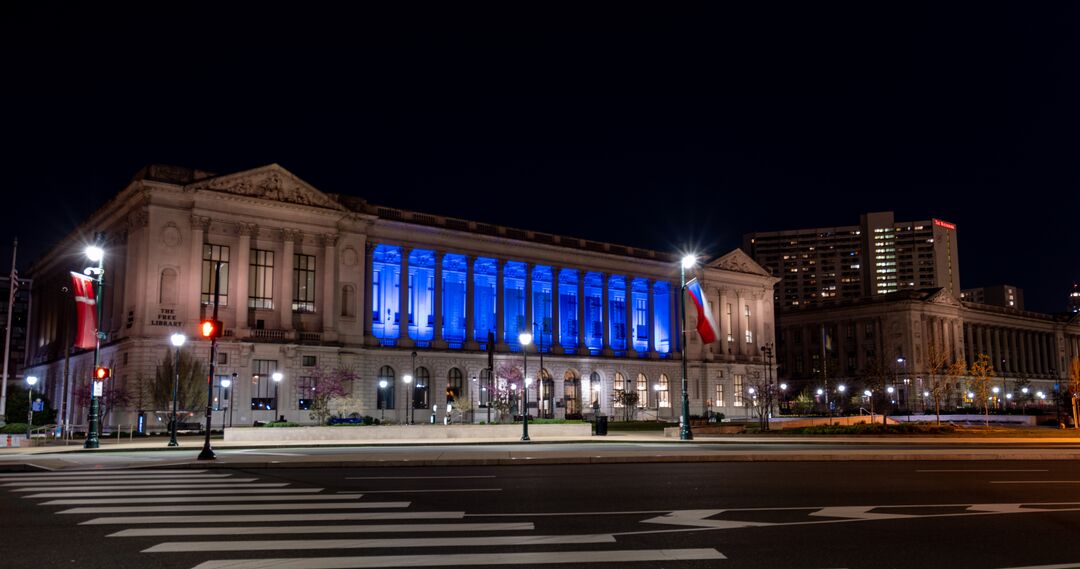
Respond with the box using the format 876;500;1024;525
969;353;995;427
307;365;359;424
489;363;523;422
72;377;133;428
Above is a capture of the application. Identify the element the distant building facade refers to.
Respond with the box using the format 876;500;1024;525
1069;283;1080;314
742;212;961;309
24;164;778;430
1;275;33;398
777;288;1080;407
961;285;1024;310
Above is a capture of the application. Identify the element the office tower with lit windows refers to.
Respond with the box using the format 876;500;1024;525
1069;283;1080;314
961;284;1024;310
742;211;961;309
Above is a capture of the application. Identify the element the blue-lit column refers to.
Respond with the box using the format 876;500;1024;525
465;255;478;350
524;262;534;338
577;272;586;353
625;276;636;357
399;247;414;348
551;267;563;354
433;250;446;348
601;273;613;356
647;279;657;358
496;259;507;351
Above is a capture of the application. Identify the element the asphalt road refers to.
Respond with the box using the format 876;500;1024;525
4;460;1080;569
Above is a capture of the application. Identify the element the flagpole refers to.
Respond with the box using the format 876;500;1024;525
0;238;17;424
679;257;693;441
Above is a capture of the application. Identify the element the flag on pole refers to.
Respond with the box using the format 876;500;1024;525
70;272;97;349
685;279;720;344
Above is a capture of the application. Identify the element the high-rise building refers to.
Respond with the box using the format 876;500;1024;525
1069;283;1080;314
742;211;961;309
961;285;1024;310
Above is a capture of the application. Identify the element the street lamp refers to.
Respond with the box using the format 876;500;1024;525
653;383;661;422
403;373;413;425
410;351;418;424
220;376;232;431
992;386;1001;410
272;372;283;422
678;253;696;440
519;330;532;441
25;375;38;439
84;237;105;449
378;379;388;422
168;333;186;447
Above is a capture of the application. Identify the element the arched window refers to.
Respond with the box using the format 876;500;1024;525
563;369;581;419
479;368;493;407
589;371;602;407
414;366;431;409
159;268;178;304
377;365;395;409
341;284;356;318
613;372;625;408
447;368;463;402
658;374;670;408
636;373;649;408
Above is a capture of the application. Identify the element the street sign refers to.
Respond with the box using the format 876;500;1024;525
92;382;104;397
31;399;44;412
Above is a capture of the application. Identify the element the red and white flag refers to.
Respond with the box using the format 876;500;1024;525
70;272;97;349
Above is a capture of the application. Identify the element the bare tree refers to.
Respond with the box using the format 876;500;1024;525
612;390;639;422
1069;356;1080;430
969;353;995;427
746;370;775;430
925;343;951;425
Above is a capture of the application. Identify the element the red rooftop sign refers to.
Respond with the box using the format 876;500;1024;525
933;219;956;230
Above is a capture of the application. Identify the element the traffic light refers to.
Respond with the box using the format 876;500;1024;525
94;366;110;381
200;319;222;339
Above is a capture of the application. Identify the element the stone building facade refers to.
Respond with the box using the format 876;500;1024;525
25;164;778;429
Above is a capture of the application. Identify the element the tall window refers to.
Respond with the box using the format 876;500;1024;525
202;244;230;306
377;366;395;409
589;372;602;406
613;372;625;408
658;374;670;407
413;367;431;409
744;305;753;344
293;254;316;312
297;376;315;410
249;249;274;309
733;374;744;407
726;303;734;343
715;383;725;407
636;373;648;408
251;359;278;410
447;368;463;402
479;368;493;407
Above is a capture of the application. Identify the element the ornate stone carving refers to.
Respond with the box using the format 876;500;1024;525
321;233;339;247
193;166;343;210
709;249;772;277
237;222;259;238
128;209;149;230
161;222;182;248
190;215;211;231
281;228;303;243
342;247;359;267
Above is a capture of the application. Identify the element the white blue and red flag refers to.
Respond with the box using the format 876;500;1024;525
685;279;720;344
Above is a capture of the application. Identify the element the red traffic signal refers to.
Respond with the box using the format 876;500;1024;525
200;319;222;339
94;366;111;381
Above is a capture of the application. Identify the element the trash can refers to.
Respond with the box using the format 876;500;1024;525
594;415;608;436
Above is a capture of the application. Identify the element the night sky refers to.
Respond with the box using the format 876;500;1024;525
2;6;1077;313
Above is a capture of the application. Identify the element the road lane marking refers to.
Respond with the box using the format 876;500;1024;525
143;533;616;552
24;488;321;499
43;494;354;505
996;563;1080;569
189;548;726;568
109;522;535;537
918;469;1049;473
3;476;247;486
0;469;208;477
809;506;916;521
11;483;287;492
59;502;409;514
0;474;233;483
80;511;465;525
346;475;496;480
991;481;1080;484
338;488;501;494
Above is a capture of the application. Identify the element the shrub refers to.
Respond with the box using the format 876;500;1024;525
262;421;300;428
0;423;29;434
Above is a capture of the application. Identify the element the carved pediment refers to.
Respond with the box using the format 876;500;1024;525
188;164;347;212
926;288;961;306
707;249;772;277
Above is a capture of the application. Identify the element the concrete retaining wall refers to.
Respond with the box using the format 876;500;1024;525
225;423;592;442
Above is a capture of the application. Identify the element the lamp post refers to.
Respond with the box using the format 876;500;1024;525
168;333;186;447
403;373;413;425
25;375;38;439
653;383;661;422
896;356;906;414
84;238;105;449
220;376;231;431
271;372;283;421
378;379;388;422
519;330;532;441
678;254;696;440
410;351;418;424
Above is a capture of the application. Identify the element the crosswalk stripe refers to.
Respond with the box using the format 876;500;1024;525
339;488;501;494
12;483;287;492
43;494;354;506
0;474;234;483
81;511;465;525
60;502;409;514
108;522;535;537
4;478;256;487
0;470;208;477
346;476;497;480
189;548;726;568
24;488;320;499
144;533;616;553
